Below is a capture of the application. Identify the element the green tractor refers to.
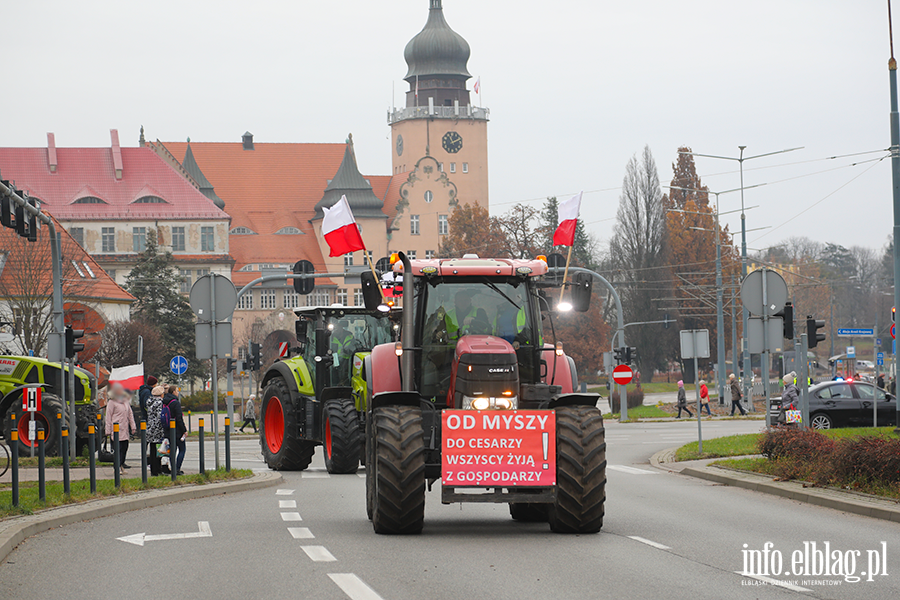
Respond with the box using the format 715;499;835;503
0;355;98;456
259;306;400;474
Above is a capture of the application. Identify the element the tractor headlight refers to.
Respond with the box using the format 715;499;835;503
462;396;518;410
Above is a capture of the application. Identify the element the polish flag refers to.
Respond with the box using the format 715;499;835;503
474;77;481;94
553;191;583;247
323;195;366;257
108;363;144;391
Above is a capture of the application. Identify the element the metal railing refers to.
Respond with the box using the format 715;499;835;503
388;105;490;124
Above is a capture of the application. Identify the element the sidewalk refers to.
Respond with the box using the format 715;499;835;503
651;447;900;523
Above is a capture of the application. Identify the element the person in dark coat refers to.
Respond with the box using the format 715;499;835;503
877;373;885;389
729;373;746;416
162;385;188;475
675;380;693;418
146;385;166;476
137;375;158;422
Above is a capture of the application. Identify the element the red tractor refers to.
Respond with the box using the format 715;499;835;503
360;253;605;534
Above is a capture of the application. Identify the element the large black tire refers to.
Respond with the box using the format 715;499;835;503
366;414;375;520
322;399;361;474
509;502;548;522
3;393;64;456
548;406;606;534
259;378;315;470
371;406;426;535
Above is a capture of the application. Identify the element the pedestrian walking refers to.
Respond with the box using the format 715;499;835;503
729;373;746;416
162;385;187;475
239;394;258;433
137;375;158;422
146;385;166;476
778;373;800;425
105;382;136;475
699;379;712;416
675;380;693;418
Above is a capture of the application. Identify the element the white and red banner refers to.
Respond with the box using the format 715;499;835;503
441;410;556;487
322;195;366;258
108;363;144;391
553;191;582;247
474;76;481;94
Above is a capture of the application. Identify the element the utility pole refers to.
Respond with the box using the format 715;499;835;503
889;0;900;431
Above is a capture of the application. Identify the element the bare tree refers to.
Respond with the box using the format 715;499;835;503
95;320;167;376
497;204;540;259
608;146;675;379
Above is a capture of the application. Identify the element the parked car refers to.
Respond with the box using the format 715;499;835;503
769;380;897;429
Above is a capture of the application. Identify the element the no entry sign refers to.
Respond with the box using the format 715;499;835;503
441;410;556;487
612;364;633;386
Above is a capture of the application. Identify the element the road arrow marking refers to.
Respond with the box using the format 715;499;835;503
117;521;212;546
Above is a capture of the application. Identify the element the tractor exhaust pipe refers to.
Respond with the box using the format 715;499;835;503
397;251;415;393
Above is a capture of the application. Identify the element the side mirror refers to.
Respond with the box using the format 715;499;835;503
359;271;383;312
571;272;592;312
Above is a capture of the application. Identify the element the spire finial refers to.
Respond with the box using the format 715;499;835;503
139;125;145;145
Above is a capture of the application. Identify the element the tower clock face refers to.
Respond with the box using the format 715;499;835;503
396;134;404;156
442;131;463;154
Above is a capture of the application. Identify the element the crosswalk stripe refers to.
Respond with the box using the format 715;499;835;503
608;465;657;475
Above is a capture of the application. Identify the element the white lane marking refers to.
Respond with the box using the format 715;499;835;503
279;500;297;508
301;545;337;562
117;521;212;546
734;572;812;592
329;573;385;600
281;512;303;521
628;535;671;550
276;489;295;495
302;472;332;479
608;465;657;475
288;527;315;539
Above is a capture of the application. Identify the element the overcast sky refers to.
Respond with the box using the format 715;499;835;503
2;1;896;254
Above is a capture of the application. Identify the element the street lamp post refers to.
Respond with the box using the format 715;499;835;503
681;146;802;407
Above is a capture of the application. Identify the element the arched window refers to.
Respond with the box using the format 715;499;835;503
73;196;106;204
230;226;257;235
133;196;167;204
274;226;301;235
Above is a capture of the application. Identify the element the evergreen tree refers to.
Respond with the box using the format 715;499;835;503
540;196;596;269
124;230;201;381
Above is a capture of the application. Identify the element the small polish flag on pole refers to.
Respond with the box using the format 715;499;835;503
553;191;583;307
553;191;582;247
108;363;144;391
322;195;366;257
474;76;481;95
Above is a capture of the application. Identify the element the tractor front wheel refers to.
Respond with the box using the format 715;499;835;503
322;399;361;474
259;378;314;471
548;406;606;534
371;405;425;535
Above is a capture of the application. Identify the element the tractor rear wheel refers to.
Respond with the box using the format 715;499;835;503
260;378;314;471
322;399;360;474
548;406;606;534
371;406;425;535
365;414;375;520
509;502;548;522
4;393;64;456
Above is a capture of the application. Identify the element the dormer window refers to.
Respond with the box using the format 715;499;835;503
230;226;257;235
74;196;106;204
275;227;301;235
134;196;167;204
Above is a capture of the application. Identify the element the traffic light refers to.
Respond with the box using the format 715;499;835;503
775;301;793;340
1;182;13;228
893;306;896;323
292;260;315;295
26;197;39;242
226;358;236;373
624;346;637;364
613;347;625;364
806;316;826;349
248;342;261;371
64;326;84;358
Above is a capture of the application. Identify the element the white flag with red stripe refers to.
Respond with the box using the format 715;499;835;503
322;195;366;257
108;363;144;391
553;191;582;247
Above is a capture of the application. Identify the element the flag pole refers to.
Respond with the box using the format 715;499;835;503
558;245;573;306
365;250;388;303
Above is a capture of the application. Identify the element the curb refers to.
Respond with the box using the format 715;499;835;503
0;470;282;563
649;447;900;524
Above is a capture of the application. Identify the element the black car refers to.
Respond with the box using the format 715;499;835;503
770;380;898;429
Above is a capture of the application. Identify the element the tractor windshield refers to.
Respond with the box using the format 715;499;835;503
416;278;541;403
327;314;395;387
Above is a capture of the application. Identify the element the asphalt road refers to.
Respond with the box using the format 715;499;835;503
2;419;898;600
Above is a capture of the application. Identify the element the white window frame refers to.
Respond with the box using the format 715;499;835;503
462;162;468;173
260;289;277;310
438;215;449;235
410;215;420;235
238;292;254;310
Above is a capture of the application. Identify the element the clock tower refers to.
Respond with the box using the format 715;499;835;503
388;0;489;257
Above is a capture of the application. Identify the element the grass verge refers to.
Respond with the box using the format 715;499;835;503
603;405;670;420
0;468;252;520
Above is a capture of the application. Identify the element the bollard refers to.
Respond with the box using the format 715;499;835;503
225;417;231;473
62;426;70;496
170;419;177;482
88;424;97;494
199;418;205;475
57;412;62;456
38;428;46;502
140;420;147;485
188;410;192;434
113;423;120;489
11;429;19;507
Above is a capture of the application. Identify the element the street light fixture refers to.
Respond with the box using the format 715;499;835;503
680;146;803;404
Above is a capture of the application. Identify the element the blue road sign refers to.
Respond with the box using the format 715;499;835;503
878;357;885;366
170;355;188;375
876;338;882;347
837;328;875;336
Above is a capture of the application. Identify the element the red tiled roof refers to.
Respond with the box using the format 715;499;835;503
0;213;135;303
0;142;230;221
